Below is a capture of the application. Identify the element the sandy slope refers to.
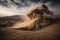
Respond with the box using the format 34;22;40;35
0;22;60;40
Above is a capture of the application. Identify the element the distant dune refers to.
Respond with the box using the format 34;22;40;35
0;15;24;27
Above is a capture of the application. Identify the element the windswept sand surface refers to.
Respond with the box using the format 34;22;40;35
0;22;60;40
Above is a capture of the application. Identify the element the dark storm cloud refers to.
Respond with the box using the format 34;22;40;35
0;0;60;7
0;0;8;6
28;0;60;3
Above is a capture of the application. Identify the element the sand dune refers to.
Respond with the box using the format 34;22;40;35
0;21;60;40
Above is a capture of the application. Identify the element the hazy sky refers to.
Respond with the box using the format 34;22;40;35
0;0;60;17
